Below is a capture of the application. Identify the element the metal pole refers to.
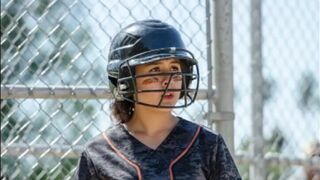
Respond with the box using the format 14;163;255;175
205;0;214;129
250;0;265;179
213;0;235;154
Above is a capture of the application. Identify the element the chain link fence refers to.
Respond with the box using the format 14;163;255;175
1;0;319;179
1;0;209;179
233;0;320;179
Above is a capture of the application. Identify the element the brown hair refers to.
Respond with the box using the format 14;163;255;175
111;100;134;123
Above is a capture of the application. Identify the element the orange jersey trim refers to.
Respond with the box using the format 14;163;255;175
102;132;143;180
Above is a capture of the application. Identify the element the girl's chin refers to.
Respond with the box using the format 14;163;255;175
137;100;178;108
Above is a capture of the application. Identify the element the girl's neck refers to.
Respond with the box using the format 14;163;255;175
125;105;178;136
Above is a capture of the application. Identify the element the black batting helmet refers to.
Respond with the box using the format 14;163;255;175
107;19;199;108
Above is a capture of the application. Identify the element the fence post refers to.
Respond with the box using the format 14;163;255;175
205;0;214;130
212;0;235;155
250;0;266;179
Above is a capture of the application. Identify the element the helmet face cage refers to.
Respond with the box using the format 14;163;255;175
115;48;199;108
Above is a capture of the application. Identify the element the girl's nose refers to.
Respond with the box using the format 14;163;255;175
161;75;171;87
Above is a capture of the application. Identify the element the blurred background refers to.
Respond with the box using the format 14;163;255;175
1;0;319;179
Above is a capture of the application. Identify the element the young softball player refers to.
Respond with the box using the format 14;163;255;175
75;19;241;180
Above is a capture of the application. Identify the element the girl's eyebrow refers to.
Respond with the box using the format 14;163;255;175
146;62;160;66
146;59;180;66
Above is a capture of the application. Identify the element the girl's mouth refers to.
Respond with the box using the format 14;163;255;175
163;93;174;99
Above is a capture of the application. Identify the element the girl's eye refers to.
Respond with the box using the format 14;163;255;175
171;66;180;72
142;77;159;84
149;67;160;72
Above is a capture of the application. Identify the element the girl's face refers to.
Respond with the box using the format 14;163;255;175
134;58;183;108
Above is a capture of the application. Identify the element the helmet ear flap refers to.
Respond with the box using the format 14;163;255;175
108;77;125;100
113;66;136;101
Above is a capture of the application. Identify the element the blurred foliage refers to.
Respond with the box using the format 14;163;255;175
263;77;276;104
297;72;320;111
265;128;287;180
238;127;288;180
1;0;94;179
1;0;29;83
265;128;285;153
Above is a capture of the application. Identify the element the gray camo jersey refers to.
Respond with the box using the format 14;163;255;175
75;118;241;180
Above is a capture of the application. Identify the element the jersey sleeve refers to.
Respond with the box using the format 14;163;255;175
74;149;98;180
209;134;241;180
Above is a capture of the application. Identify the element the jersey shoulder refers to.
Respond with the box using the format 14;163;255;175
178;117;222;151
179;117;220;142
199;124;221;143
82;124;121;153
